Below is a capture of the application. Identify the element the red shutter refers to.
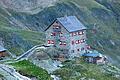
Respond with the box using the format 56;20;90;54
48;40;50;44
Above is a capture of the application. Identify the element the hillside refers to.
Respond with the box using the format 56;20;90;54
0;0;120;66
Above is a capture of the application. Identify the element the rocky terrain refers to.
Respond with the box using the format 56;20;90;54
0;0;120;80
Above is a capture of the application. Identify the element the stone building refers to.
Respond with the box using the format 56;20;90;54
45;16;89;58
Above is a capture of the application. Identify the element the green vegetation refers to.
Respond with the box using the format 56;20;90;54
1;0;120;80
0;0;120;67
10;60;51;80
0;17;45;56
53;58;119;80
0;74;4;79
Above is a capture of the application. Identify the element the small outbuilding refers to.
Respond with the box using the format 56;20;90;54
82;51;107;64
0;45;8;58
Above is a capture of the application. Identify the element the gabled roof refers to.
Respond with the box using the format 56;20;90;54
0;45;7;52
57;16;86;32
45;16;86;32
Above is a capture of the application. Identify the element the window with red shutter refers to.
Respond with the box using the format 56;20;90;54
78;40;81;44
63;42;66;45
80;39;84;43
48;40;50;44
78;31;84;35
86;45;91;49
51;40;54;44
75;40;79;44
59;41;62;45
74;32;77;36
51;32;56;36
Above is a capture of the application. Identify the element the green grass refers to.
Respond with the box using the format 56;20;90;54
0;0;120;66
57;0;120;65
53;58;119;80
10;60;51;80
0;24;45;55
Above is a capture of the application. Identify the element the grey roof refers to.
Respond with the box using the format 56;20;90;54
83;53;103;57
83;51;103;57
57;16;86;32
0;45;7;52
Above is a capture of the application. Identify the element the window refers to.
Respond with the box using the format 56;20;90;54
81;48;84;51
48;40;50;44
86;45;91;49
71;33;74;36
71;50;74;53
71;32;77;36
75;40;79;44
77;49;80;51
60;32;63;37
78;40;81;44
53;26;61;32
73;32;77;36
80;39;84;43
51;40;54;44
79;39;85;43
59;41;62;45
59;41;66;46
48;40;54;44
72;41;74;45
63;42;66;45
51;32;56;36
78;31;84;35
56;21;59;23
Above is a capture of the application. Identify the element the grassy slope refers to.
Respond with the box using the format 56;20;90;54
59;0;120;65
0;0;120;65
0;13;45;56
10;60;51;80
53;58;119;80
